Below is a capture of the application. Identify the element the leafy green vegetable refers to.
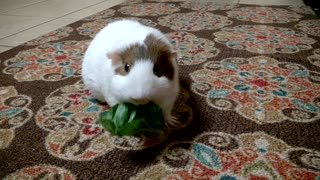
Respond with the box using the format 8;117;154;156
99;102;166;137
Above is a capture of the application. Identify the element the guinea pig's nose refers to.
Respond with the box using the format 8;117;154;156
131;98;149;105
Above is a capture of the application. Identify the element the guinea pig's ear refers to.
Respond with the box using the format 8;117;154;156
107;52;122;65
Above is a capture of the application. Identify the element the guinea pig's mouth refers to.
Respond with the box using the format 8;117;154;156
129;98;150;105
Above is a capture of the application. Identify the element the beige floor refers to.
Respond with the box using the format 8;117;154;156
0;0;305;53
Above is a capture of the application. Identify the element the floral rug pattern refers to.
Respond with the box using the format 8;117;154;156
214;25;316;54
0;1;319;179
227;7;302;23
190;56;320;123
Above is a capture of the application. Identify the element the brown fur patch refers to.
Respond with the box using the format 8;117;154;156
144;34;175;80
114;44;142;76
107;52;122;65
111;34;175;79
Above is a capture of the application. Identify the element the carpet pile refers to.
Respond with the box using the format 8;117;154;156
1;0;320;179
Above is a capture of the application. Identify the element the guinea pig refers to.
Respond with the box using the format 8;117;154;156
81;19;180;127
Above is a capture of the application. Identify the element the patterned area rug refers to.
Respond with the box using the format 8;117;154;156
1;0;320;179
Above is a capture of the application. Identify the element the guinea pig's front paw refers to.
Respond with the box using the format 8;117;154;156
164;114;181;128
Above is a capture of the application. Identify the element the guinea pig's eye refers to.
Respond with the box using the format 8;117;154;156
153;64;160;76
124;63;130;72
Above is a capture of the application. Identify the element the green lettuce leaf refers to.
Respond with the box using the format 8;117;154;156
99;102;165;137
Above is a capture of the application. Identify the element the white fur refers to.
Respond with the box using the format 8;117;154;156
81;19;180;126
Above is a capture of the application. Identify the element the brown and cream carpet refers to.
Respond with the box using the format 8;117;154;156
1;0;320;179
